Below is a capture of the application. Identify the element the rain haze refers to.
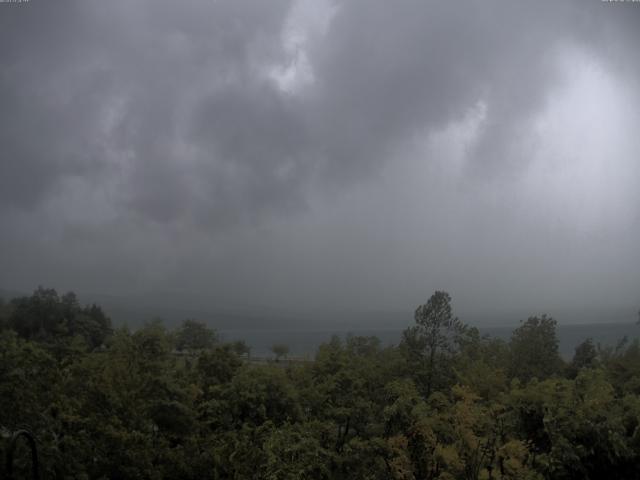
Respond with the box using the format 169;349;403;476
1;0;640;331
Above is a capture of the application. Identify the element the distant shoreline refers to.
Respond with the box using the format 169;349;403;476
218;322;640;358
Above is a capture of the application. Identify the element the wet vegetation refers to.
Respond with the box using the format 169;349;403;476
2;287;640;479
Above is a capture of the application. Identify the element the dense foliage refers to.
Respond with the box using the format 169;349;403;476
2;288;640;479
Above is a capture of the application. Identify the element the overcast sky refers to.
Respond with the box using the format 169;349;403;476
1;0;639;321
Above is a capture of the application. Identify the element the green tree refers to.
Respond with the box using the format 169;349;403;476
7;287;111;349
0;296;10;331
601;338;640;395
401;291;468;397
455;333;510;400
226;366;301;427
174;318;218;351
272;343;290;362
197;344;242;388
4;285;640;479
133;319;172;358
346;334;381;357
231;339;251;358
68;303;112;349
8;287;65;340
260;422;333;479
507;369;640;478
509;315;563;382
569;337;598;377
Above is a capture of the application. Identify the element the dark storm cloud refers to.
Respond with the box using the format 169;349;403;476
0;1;111;208
0;0;294;221
1;0;640;316
186;81;313;226
307;1;639;179
1;0;639;222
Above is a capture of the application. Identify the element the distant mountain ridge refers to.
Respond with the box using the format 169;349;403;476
1;287;637;332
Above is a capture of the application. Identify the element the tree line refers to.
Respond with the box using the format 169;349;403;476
1;287;640;479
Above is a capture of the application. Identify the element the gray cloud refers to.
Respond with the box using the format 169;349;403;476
1;0;639;320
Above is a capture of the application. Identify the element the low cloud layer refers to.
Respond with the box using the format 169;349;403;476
1;0;639;321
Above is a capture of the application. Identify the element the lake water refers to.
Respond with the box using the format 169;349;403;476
220;322;640;359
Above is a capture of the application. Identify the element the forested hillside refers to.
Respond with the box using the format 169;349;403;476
2;288;640;479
